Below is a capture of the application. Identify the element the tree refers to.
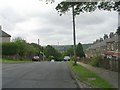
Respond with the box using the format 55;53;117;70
64;47;74;56
30;43;43;55
26;44;39;58
76;43;85;58
1;37;42;60
12;37;39;59
56;1;119;16
44;45;62;61
46;0;55;4
13;37;28;57
55;1;119;65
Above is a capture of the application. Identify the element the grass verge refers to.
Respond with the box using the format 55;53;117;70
68;60;114;88
0;59;32;63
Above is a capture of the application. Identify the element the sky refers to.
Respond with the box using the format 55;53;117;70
0;0;118;46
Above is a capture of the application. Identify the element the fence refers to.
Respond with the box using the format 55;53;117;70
99;58;118;72
81;57;119;72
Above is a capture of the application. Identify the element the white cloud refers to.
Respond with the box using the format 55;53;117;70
0;0;118;45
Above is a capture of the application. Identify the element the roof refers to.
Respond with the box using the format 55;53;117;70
105;34;118;43
88;34;118;50
0;30;11;37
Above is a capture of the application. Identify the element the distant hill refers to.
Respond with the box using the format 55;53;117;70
82;43;92;51
52;45;73;53
52;43;92;53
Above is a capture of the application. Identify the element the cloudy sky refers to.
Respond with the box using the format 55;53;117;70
0;0;118;46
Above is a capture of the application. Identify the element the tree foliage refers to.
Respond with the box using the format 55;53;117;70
13;38;28;57
31;43;43;52
63;47;74;56
76;42;85;58
44;45;62;61
2;42;18;55
56;1;119;16
2;37;41;60
46;0;55;4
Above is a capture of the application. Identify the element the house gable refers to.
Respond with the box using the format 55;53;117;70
0;30;11;37
0;26;11;43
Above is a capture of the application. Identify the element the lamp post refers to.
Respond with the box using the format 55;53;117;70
72;5;77;65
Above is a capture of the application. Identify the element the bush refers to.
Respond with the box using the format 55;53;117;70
2;38;40;60
90;55;102;67
48;56;54;61
80;57;91;64
2;42;18;55
56;57;63;61
71;56;75;61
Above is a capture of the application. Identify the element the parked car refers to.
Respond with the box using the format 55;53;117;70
64;56;70;61
32;56;40;61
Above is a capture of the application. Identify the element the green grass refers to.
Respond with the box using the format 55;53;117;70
0;59;32;63
68;61;114;88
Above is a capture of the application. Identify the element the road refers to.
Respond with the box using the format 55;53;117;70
2;62;79;88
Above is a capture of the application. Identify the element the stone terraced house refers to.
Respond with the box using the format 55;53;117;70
86;32;119;59
0;25;11;43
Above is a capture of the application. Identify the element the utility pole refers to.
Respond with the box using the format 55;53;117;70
58;42;59;45
38;39;40;61
118;5;120;90
38;39;44;61
42;47;44;61
72;5;77;65
38;39;40;46
38;39;40;56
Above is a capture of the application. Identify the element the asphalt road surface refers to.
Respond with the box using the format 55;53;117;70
2;62;79;88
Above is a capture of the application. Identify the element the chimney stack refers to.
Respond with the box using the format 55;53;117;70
104;34;108;40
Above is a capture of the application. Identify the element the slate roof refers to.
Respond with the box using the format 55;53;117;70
0;30;11;37
88;34;118;50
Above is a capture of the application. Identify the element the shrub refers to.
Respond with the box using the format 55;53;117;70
90;55;102;67
2;42;18;55
2;38;40;60
71;56;75;61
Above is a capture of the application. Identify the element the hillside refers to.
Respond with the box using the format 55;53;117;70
52;45;73;53
52;43;92;53
82;43;92;50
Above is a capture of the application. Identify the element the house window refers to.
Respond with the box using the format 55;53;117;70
107;43;111;51
116;42;118;51
111;42;114;51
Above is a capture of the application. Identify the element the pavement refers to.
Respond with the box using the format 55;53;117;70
77;62;118;88
2;62;79;88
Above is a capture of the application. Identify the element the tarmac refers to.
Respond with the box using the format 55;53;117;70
77;62;118;88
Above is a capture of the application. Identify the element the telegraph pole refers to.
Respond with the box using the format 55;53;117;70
38;39;40;56
42;47;44;61
38;39;44;61
118;5;120;90
38;39;40;61
38;39;40;46
72;5;77;65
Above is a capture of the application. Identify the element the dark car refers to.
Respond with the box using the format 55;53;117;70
32;56;40;61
